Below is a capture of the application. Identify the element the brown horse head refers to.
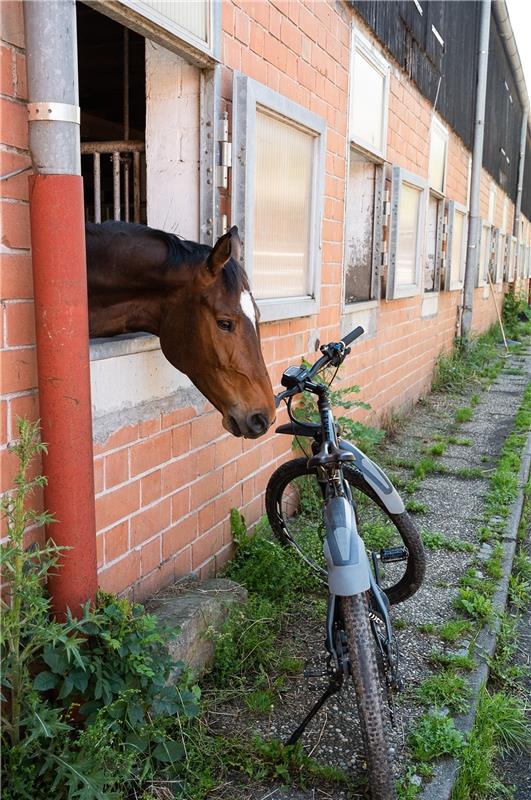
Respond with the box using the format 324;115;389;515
87;222;275;439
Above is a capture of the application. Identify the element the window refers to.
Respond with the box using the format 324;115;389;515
232;74;326;321
343;150;384;306
444;200;468;290
350;31;389;159
429;118;448;195
387;167;427;299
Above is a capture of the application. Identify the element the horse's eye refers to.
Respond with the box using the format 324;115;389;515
217;319;234;332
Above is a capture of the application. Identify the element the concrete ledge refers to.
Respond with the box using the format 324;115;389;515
149;577;247;677
421;431;531;800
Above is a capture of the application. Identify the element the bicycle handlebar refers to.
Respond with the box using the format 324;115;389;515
275;326;365;406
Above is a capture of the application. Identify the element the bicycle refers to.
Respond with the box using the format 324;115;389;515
265;325;426;800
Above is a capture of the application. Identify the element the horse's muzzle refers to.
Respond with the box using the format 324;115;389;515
225;411;273;439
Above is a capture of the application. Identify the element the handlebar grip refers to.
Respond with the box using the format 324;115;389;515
341;325;364;346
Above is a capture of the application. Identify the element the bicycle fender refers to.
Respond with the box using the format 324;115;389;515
323;496;371;596
338;439;405;515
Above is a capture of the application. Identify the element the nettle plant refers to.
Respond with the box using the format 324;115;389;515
1;419;200;800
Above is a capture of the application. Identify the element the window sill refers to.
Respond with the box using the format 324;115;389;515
343;299;379;314
256;296;319;323
89;333;159;362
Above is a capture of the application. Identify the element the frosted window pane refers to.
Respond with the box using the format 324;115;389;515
424;195;439;292
429;126;446;192
253;110;314;300
451;211;464;284
140;1;208;41
396;183;420;286
352;51;384;152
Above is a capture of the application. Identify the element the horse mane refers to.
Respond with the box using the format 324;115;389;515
155;228;250;296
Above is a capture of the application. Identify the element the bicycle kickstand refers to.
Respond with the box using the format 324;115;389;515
284;670;343;746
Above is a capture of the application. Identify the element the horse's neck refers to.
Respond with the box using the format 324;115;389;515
88;295;164;338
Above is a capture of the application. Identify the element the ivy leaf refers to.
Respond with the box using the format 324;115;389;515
152;739;184;763
33;671;59;691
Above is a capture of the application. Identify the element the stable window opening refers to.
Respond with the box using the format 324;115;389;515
387;166;427;299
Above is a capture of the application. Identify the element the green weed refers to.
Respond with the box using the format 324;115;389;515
438;619;474;644
422;530;475;552
455;407;473;424
429;650;475;671
414;670;471;714
409;711;466;762
454;588;493;622
406;499;427;513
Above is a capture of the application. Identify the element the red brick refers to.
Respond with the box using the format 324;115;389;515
0;348;36;394
141;536;161;574
172;545;192;579
0;2;25;48
15;52;26;99
250;24;265;57
298;4;319;41
221;0;235;34
98;551;140;595
171;423;191;456
105;448;129;488
198;502;215;534
8;392;38;437
269;6;281;39
130;498;171;547
133;558;175;602
263;35;288;71
0;400;7;446
0;252;33;299
162;452;198;493
139;417;161;438
93;423;139;455
162;514;197;560
191;468;223;509
0;98;28;149
104;521;129;563
5;301;35;346
0;45;13;96
234;9;250;46
96;533;104;569
247;1;269;28
0;149;30;201
95;481;140;531
161;406;195;429
1;201;31;249
130;431;172;476
93;458;104;494
223;33;241;71
192;525;224;570
280;18;301;53
171;486;191;522
190;413;223;448
141;469;162;505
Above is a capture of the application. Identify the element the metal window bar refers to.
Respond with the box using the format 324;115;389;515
80;140;145;224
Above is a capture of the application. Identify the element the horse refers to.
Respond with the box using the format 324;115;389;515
86;221;275;439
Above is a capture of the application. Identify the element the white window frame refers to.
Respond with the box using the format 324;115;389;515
232;73;326;322
475;219;491;288
495;230;505;284
112;0;221;62
444;200;468;291
387;166;427;300
349;29;390;161
428;116;448;196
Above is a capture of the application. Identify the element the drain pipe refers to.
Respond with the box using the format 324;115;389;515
23;0;97;615
461;0;491;341
512;110;528;280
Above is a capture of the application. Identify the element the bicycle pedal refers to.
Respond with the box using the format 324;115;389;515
380;546;408;563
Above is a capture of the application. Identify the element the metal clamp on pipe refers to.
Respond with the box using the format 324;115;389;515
27;102;80;124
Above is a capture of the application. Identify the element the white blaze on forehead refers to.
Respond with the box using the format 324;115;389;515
240;290;257;330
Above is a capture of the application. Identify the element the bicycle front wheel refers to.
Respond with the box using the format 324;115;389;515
340;593;396;800
265;457;425;605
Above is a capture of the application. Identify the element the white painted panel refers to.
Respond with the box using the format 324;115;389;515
90;347;193;418
351;50;385;153
145;41;200;239
143;0;207;40
450;210;465;285
429;122;447;193
344;154;375;304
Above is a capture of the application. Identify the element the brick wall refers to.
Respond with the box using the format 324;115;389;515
1;0;529;602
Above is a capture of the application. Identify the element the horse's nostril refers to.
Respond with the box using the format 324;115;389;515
248;412;269;435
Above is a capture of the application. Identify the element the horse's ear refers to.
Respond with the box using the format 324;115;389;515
207;226;241;275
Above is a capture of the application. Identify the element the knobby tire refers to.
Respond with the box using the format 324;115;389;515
341;593;397;800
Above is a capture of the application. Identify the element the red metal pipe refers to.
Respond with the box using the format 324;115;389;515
29;174;97;616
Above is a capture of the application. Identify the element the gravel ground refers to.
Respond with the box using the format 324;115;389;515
199;344;531;800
